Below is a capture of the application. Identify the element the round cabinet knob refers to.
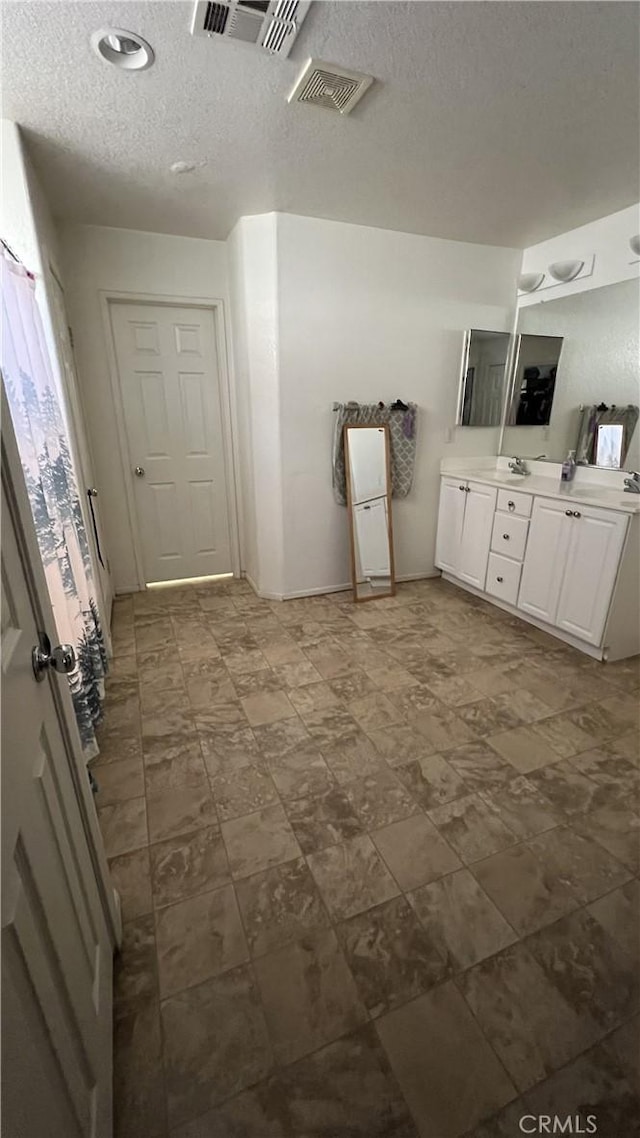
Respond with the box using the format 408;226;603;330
134;465;145;477
502;533;510;540
572;511;582;518
459;484;465;491
507;501;515;511
565;509;573;516
496;576;504;583
87;487;99;497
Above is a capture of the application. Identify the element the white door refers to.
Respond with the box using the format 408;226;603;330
435;478;466;575
110;302;232;584
518;498;572;624
555;506;628;645
2;413;116;1136
457;481;497;589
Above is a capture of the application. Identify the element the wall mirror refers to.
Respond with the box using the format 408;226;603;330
457;329;511;426
501;278;640;468
343;424;395;602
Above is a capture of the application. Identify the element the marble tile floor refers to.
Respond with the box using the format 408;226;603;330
94;576;640;1138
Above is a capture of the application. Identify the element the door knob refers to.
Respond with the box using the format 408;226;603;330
134;466;145;477
32;634;76;683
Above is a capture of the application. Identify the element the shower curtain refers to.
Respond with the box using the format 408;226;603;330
1;254;107;759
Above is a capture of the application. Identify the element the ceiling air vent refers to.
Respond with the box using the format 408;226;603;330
191;0;311;57
288;58;374;115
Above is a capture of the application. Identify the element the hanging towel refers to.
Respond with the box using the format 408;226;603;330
332;402;418;505
575;403;639;466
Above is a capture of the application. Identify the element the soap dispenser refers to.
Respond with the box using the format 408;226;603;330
561;449;576;483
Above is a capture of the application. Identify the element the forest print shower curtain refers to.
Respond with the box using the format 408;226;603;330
1;254;107;758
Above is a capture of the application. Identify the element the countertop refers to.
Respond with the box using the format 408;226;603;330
440;465;640;515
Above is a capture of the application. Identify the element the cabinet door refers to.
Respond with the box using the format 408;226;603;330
518;498;572;624
457;481;498;589
435;478;466;574
556;507;628;645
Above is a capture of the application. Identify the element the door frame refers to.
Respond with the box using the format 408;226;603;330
99;289;242;591
1;382;121;947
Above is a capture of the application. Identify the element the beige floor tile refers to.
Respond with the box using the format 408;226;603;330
108;847;152;921
221;804;302;879
487;725;558;774
235;856;330;958
146;783;217;844
95;757;144;805
253;928;367;1065
150;825;230;908
459;939;601;1093
428;792;518;864
371;812;461;891
347;692;403;732
343;767;420;830
162;964;273;1128
267;744;335;801
472;844;578;936
287;680;340;716
99;797;148;858
285;786;364;854
409;867;516;970
337;895;448;1018
307;834;400;920
376;982;516;1137
156;884;249;997
210;763;280;820
395;753;468;810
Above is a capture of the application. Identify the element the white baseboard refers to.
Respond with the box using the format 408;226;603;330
243;571;439;602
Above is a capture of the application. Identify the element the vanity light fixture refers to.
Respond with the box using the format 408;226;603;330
629;235;640;258
91;28;155;70
548;259;584;283
517;272;545;293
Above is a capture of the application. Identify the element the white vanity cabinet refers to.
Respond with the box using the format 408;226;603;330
435;478;497;590
519;499;629;646
436;470;639;660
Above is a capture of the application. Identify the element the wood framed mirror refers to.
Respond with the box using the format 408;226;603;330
343;424;395;602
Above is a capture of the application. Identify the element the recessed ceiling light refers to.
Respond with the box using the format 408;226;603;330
170;161;198;175
91;28;154;70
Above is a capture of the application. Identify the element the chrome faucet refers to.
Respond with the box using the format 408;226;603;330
623;471;640;494
508;456;529;476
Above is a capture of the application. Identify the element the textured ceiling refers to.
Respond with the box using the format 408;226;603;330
2;1;639;246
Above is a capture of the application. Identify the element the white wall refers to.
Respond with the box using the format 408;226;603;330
275;213;520;595
519;203;640;306
227;215;284;598
1;121;112;622
60;224;233;593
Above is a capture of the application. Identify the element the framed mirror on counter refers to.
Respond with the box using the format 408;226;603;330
500;278;640;469
343;424;395;602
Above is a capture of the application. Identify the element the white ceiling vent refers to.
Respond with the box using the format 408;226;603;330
191;0;311;57
288;58;374;115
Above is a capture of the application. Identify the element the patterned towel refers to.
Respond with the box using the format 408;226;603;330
332;402;418;506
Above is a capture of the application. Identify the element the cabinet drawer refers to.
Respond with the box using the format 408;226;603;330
486;553;522;606
497;489;532;518
491;512;529;561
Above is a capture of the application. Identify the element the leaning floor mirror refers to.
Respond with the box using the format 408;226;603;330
343;424;395;601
